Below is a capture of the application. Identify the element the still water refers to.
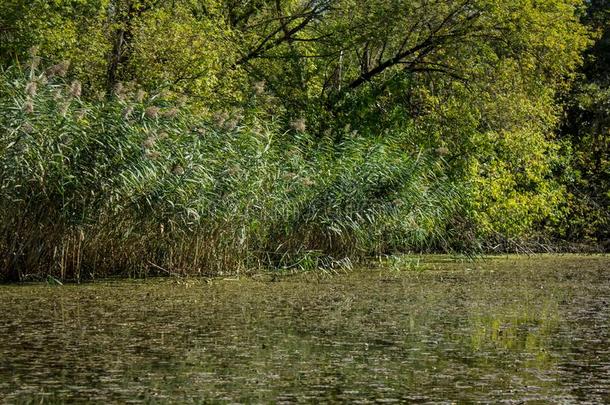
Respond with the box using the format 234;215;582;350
1;255;609;403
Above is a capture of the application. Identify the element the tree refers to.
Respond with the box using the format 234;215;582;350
0;0;594;245
560;0;610;242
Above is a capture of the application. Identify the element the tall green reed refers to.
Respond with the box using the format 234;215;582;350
0;62;467;281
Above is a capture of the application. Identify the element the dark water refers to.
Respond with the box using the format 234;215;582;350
1;256;609;403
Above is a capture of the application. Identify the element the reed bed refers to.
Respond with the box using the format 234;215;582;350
0;65;465;281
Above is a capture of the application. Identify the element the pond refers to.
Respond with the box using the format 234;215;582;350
1;255;609;403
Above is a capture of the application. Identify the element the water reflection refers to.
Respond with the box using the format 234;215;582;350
0;256;608;402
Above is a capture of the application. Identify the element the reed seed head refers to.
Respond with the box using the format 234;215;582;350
435;146;449;156
145;106;160;119
30;56;41;71
53;88;64;101
302;177;315;187
135;89;146;103
122;106;134;120
291;117;307;133
171;164;185;175
227;165;240;176
253;80;265;95
23;100;34;114
25;82;37;97
46;60;70;78
145;150;161;160
74;109;86;120
21;122;34;133
28;47;41;70
70;81;82;98
213;111;228;127
142;136;156;149
59;102;70;117
114;82;126;99
162;108;179;119
224;118;238;131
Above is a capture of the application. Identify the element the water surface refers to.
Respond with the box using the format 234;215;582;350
1;255;609;403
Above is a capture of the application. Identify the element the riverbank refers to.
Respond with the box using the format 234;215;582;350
5;252;610;285
3;66;609;284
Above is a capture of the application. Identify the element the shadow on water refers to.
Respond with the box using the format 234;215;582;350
0;255;609;403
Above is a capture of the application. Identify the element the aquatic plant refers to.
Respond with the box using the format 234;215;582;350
0;63;465;281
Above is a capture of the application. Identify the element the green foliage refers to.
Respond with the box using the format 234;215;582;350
0;0;604;282
559;0;610;242
0;0;110;92
0;64;464;281
468;129;568;241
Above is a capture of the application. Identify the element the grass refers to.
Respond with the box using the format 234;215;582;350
0;63;467;282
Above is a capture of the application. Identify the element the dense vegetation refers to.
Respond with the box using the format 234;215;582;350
0;0;608;281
